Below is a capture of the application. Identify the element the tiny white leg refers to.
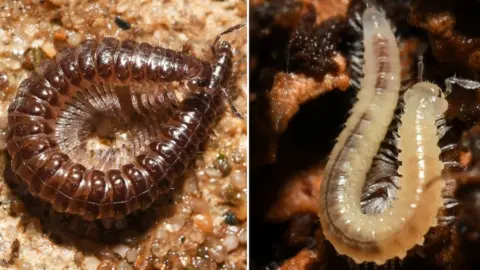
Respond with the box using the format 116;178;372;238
443;160;461;168
440;143;458;152
438;215;457;225
445;76;480;96
443;198;460;209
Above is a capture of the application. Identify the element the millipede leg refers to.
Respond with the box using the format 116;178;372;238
445;76;480;96
220;87;244;119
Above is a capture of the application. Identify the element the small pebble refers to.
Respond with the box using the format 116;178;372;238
189;227;206;244
238;229;247;245
233;204;247;222
205;165;222;178
193;213;213;233
231;169;246;189
183;176;199;195
155;228;169;240
112;244;129;258
53;30;67;41
192;257;216;269
67;31;82;46
41;42;57;58
166;214;186;232
151;239;170;258
223;234;239;253
232;150;245;164
70;15;85;25
190;198;209;214
208;243;226;263
116;0;130;13
73;252;84;266
125;249;138;263
83;256;101;270
117;261;134;270
14;259;33;270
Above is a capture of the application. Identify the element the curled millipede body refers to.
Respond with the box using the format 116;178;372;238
318;7;403;264
392;82;447;254
319;5;449;262
6;35;235;221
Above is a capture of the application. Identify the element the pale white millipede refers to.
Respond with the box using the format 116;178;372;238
318;5;451;265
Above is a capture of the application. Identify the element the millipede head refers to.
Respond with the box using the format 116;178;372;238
403;82;448;116
211;23;245;56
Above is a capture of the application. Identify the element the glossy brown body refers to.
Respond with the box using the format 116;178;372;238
6;37;233;220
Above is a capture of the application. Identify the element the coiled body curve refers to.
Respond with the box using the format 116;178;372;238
318;7;403;264
6;37;232;220
318;7;448;264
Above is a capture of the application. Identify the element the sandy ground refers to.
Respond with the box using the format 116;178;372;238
0;0;247;269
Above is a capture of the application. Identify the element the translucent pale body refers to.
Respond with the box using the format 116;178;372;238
318;8;446;264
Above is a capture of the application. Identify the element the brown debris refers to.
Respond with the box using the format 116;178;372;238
250;0;351;166
279;249;319;270
53;30;68;41
459;149;472;168
266;165;323;222
255;55;349;165
7;239;19;265
283;213;319;252
409;0;480;72
193;213;214;234
268;55;349;135
288;14;347;78
399;37;423;81
446;89;480;125
460;125;480;167
303;0;350;23
271;0;351;29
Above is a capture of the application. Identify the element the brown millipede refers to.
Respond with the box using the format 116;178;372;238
6;24;243;221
